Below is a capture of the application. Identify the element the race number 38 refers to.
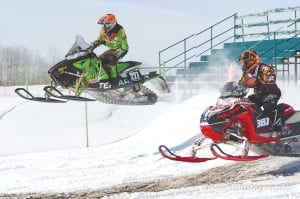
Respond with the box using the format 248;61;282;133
257;118;270;128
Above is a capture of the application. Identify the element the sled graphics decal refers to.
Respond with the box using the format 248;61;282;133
58;66;67;74
257;117;270;128
273;110;282;126
118;78;131;86
216;106;242;120
281;124;293;138
98;82;112;89
129;71;141;81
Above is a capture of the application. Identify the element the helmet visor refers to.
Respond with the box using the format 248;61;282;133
104;23;112;29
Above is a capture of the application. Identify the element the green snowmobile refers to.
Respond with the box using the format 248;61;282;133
15;35;170;105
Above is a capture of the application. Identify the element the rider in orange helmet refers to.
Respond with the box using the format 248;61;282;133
239;49;282;131
92;14;129;81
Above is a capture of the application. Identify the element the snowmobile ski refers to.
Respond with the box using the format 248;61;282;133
210;143;269;161
158;145;216;163
14;88;66;103
43;86;96;102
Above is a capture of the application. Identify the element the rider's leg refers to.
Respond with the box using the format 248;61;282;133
248;93;263;108
98;49;127;81
98;50;117;81
262;94;281;131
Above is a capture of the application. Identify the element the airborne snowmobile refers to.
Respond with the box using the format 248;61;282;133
159;81;300;162
15;35;170;105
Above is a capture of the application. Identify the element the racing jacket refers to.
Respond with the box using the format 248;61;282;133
96;23;129;59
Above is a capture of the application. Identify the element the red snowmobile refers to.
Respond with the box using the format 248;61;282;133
159;81;300;162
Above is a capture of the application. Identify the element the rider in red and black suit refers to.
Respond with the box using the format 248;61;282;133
238;50;282;130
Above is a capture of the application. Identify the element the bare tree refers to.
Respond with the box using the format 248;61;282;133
0;45;53;86
48;45;64;65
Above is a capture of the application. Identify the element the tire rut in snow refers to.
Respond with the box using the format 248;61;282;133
0;158;281;199
0;102;27;120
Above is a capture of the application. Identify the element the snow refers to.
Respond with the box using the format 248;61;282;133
0;83;300;198
1;1;300;197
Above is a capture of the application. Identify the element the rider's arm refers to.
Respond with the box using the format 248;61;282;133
94;30;107;47
239;72;248;85
239;71;257;88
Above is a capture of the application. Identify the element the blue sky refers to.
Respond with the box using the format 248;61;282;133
0;0;299;66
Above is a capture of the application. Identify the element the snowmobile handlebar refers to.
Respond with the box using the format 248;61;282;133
86;45;97;53
219;81;249;98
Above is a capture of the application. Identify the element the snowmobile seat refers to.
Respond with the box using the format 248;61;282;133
285;111;300;124
276;103;295;123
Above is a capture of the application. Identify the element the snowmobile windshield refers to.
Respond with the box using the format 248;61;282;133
219;81;248;99
65;35;91;59
216;97;237;107
216;82;249;107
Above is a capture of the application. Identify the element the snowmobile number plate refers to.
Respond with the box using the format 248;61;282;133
128;70;141;82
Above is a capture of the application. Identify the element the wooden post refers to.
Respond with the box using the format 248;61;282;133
241;19;245;42
184;38;187;77
26;64;29;91
295;56;298;85
85;101;89;147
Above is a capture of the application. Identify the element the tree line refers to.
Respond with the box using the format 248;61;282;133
0;45;62;86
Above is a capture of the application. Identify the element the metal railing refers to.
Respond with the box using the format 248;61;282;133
235;7;300;41
158;13;237;77
249;19;300;67
158;7;300;78
158;7;300;96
